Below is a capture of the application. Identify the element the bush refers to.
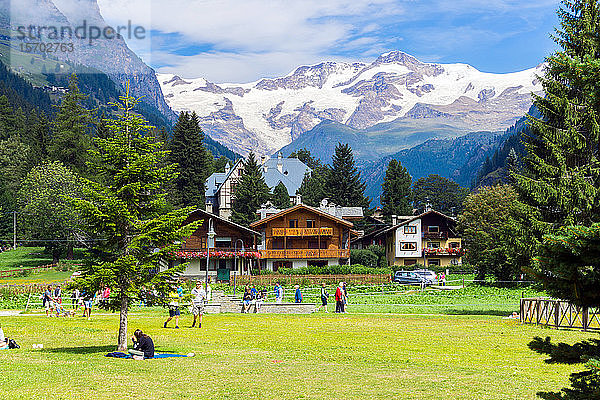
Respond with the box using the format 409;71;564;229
277;264;392;276
350;249;378;268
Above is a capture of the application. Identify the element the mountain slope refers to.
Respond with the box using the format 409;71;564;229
159;51;543;155
2;0;176;122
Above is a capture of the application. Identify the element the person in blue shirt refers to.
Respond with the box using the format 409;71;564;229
250;285;258;299
294;285;302;303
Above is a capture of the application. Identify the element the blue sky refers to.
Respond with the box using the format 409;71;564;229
97;0;560;83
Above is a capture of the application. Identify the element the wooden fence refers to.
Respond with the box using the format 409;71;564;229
0;264;56;279
230;274;391;287
520;298;600;331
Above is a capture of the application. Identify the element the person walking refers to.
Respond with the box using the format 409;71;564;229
274;282;284;304
163;291;180;329
294;285;303;303
190;281;206;328
43;286;54;317
335;282;344;313
71;288;80;310
319;283;329;312
342;282;348;313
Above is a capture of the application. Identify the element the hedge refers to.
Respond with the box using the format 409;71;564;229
277;264;392;276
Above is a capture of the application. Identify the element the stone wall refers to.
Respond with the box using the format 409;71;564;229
206;291;316;314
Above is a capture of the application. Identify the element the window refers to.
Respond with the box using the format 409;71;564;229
400;242;417;251
215;237;232;248
404;225;417;234
404;259;417;266
307;220;316;228
289;219;298;228
428;226;439;233
272;239;284;249
427;242;441;249
308;240;319;249
449;242;460;249
428;259;440;266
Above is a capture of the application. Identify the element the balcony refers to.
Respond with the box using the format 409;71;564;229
260;248;350;259
271;227;333;237
422;231;448;239
423;247;464;256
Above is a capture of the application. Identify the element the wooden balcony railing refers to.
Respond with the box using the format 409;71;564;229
260;248;350;259
422;231;449;239
271;227;333;237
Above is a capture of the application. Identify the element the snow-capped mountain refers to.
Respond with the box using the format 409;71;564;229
159;51;543;155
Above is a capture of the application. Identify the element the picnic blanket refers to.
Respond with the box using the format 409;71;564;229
105;352;190;359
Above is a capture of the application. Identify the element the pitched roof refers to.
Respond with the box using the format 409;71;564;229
188;209;260;236
250;204;354;228
378;210;456;235
205;159;244;198
262;157;311;195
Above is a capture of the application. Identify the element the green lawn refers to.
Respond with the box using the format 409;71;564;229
0;247;53;270
0;312;591;399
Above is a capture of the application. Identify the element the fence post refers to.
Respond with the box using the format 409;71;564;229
536;299;541;325
554;301;560;329
462;277;464;288
519;298;523;323
583;307;589;332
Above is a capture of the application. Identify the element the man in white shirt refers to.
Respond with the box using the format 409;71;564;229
190;281;206;328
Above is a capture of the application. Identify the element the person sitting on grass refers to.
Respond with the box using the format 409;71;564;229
242;286;253;313
0;324;6;348
129;329;155;360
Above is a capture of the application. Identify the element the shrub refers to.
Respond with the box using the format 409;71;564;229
277;264;392;276
350;249;378;268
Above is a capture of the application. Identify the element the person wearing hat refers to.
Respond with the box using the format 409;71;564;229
335;282;344;313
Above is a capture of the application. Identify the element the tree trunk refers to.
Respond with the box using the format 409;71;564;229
52;248;60;265
67;244;74;260
117;296;129;351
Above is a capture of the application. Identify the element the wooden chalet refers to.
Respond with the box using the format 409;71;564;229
250;204;354;271
167;209;261;279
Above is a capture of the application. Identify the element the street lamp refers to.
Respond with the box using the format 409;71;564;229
205;218;215;292
233;238;245;295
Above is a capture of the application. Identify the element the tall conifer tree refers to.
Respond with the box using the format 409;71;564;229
514;0;600;228
168;111;211;209
325;143;370;208
381;159;412;217
231;152;270;226
49;74;92;175
271;181;291;209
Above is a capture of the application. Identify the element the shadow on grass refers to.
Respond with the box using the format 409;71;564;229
529;336;600;364
443;309;510;316
45;345;116;354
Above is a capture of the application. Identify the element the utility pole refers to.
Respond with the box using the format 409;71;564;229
13;211;16;249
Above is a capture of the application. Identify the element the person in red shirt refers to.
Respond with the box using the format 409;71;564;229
335;282;344;313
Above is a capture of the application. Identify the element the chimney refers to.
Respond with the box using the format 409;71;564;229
296;193;302;205
425;200;432;212
224;162;231;174
261;155;268;164
277;152;283;173
391;215;398;225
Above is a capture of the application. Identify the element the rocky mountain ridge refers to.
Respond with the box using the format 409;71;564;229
159;51;543;155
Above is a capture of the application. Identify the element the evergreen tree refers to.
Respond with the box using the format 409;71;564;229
381;159;412;218
213;156;230;173
271;181;291;209
167;111;211;209
298;171;326;207
68;91;199;351
49;74;92;175
325;143;370;208
412;174;469;215
514;0;600;228
26;112;51;163
0;95;18;140
231;152;270;226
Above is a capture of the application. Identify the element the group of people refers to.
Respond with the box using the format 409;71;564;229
242;284;267;313
42;285;109;319
163;281;209;328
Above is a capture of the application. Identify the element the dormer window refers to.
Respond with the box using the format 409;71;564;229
428;226;439;233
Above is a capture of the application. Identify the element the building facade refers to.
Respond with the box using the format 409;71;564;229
166;209;261;279
205;153;311;220
379;210;463;267
250;204;354;271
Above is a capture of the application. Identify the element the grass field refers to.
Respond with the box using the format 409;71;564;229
0;312;591;400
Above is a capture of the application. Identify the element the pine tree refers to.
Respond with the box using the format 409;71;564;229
27;112;51;163
514;0;600;228
412;174;469;215
298;171;326;207
0;95;18;140
68;90;200;351
381;159;412;217
167;111;211;209
271;181;291;209
231;152;270;226
325;143;370;208
49;74;92;175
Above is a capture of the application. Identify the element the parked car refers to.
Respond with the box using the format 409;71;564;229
413;269;438;283
393;270;433;286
